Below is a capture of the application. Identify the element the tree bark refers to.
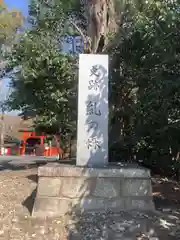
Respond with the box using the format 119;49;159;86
86;0;118;53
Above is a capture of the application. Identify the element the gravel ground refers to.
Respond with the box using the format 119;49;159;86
0;168;180;240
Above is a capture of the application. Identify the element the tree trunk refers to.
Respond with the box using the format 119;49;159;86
0;112;4;155
85;0;118;53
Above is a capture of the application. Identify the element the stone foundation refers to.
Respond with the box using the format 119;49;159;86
32;163;154;218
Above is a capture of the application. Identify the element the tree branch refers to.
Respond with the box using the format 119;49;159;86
68;19;91;52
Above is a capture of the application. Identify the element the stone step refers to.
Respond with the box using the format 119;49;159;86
33;196;154;218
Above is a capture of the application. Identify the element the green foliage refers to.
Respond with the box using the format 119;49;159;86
7;0;180;175
28;0;85;36
0;0;24;112
109;0;180;173
0;0;24;47
7;4;77;134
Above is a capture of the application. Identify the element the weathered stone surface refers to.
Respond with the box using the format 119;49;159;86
72;198;125;212
106;199;125;210
38;163;150;178
32;198;72;218
61;177;95;198
121;179;152;197
125;198;154;210
73;198;106;212
37;177;61;197
33;197;126;217
72;198;125;213
33;164;154;217
92;178;120;198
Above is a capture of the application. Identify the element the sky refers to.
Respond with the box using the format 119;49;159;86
5;0;29;16
3;0;29;115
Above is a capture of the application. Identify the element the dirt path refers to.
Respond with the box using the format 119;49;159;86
0;169;65;240
0;168;180;239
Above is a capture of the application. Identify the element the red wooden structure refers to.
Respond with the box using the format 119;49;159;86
19;130;63;157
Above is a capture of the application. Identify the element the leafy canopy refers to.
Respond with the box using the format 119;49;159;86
7;0;180;174
109;0;180;170
8;1;77;134
0;0;24;47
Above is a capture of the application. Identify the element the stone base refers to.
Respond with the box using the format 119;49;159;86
32;163;154;218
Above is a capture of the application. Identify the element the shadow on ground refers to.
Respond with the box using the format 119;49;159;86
20;168;180;239
22;188;37;215
27;174;38;183
22;159;76;215
0;160;57;172
152;176;180;210
64;174;180;239
65;178;180;239
66;210;180;239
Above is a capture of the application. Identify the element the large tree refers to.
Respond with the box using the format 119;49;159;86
0;0;24;151
0;0;24;46
7;0;180;174
0;0;24;78
28;0;120;53
7;1;77;135
109;0;180;173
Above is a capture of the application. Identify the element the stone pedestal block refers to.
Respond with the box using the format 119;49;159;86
32;163;154;218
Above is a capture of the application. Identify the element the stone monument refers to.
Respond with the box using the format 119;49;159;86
32;54;154;218
76;54;108;166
